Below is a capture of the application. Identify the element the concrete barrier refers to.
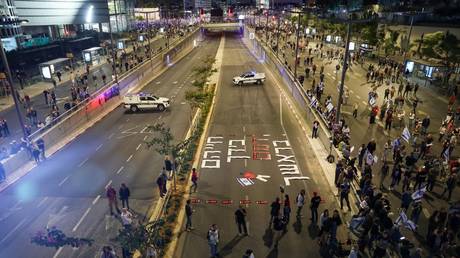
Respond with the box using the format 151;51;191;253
1;28;202;183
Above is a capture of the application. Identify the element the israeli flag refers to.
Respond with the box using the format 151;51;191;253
395;211;417;231
443;148;450;161
401;127;411;143
411;186;426;201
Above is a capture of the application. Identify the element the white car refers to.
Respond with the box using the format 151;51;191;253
123;93;170;112
232;72;266;86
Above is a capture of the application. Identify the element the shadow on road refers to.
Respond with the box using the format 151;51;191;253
219;235;244;257
293;217;302;234
262;228;273;248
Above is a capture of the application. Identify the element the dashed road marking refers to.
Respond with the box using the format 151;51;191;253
37;197;48;208
105;180;112;189
156;81;161;84
0;218;26;244
96;143;103;151
116;166;125;174
58;176;70;187
53;247;63;258
356;95;361;99
108;133;115;139
92;195;101;205
126;154;133;162
136;143;142;151
361;101;367;105
78;158;89;167
72;207;91;232
173;81;178;84
143;135;148;141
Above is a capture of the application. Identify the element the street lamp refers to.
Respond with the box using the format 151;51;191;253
0;19;29;140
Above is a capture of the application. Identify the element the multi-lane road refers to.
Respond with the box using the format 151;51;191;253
0;33;220;258
175;33;343;258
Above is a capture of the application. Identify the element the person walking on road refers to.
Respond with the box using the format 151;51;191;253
296;189;306;218
243;249;255;258
207;224;219;258
120;208;134;229
185;199;194;231
310;192;321;224
441;173;457;201
156;173;166;198
106;185;120;216
270;197;281;226
119;183;130;210
190;167;198;193
235;205;248;236
340;180;351;211
283;194;291;226
312;120;319;138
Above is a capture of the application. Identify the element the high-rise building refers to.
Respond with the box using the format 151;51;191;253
0;0;22;38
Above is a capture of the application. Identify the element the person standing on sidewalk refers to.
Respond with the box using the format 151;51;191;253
310;192;321;224
185;199;194;231
296;189;306;218
164;156;173;177
190;167;198;193
235;205;248;236
43;89;49;105
106;185;120;216
207;224;219;258
119;183;130;210
283;194;291;227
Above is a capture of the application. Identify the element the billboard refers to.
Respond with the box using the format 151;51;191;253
15;0;110;26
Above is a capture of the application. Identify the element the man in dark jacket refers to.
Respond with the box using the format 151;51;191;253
235;206;248;236
119;183;130;210
310;192;321;224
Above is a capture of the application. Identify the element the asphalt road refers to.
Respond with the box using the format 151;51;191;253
175;33;344;258
0;33;177;150
0;34;220;258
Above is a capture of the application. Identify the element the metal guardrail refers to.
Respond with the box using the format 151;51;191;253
0;28;201;183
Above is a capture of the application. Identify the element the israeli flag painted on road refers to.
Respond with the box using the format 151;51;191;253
401;127;411;143
412;186;426;201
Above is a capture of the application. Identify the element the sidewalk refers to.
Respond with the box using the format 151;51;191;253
262;28;459;256
0;33;169;153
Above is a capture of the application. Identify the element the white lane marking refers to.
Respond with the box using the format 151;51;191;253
244;159;247;167
156;81;161;84
0;218;26;244
92;195;101;205
96;143;103;151
37;197;49;208
143;135;148;141
108;133;115;139
243;126;246;133
78;158;89;167
136;143;142;151
362;101;367;105
356;95;361;99
105;180;113;189
58;176;70;187
116;166;124;174
52;247;63;258
173;81;178;84
181;102;186;104
126;154;133;162
72;207;91;232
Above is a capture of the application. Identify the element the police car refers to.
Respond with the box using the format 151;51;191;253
123;93;170;112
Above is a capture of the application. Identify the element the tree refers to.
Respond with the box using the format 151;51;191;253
146;123;192;190
417;31;444;60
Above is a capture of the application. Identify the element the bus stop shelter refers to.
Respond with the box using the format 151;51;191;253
82;47;103;66
38;57;70;81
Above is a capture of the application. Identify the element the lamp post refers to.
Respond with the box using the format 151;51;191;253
265;10;269;44
336;22;351;124
0;19;29;140
293;12;301;79
108;13;118;83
